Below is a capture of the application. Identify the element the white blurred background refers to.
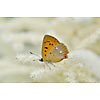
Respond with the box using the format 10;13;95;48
0;17;100;83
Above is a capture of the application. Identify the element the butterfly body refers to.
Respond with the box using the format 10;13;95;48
41;35;69;63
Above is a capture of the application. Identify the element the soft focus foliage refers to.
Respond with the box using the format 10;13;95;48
0;17;100;82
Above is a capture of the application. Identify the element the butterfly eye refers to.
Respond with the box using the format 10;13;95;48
40;58;43;62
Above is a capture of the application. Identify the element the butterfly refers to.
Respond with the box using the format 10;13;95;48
30;35;69;68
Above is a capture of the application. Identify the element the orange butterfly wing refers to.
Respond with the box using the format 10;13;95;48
42;35;60;61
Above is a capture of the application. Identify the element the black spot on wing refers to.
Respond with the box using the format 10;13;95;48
47;41;50;42
45;50;47;52
44;47;48;49
51;44;53;45
49;43;52;45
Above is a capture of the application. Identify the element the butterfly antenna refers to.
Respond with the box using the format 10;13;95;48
30;52;40;57
33;59;40;61
30;52;41;62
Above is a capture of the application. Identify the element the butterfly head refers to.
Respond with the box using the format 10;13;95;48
39;58;43;62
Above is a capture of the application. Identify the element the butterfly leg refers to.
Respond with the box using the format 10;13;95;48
48;62;56;67
44;62;51;70
42;63;46;69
